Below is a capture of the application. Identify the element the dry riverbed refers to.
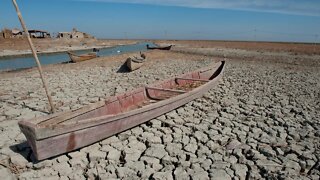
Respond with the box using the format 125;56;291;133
0;48;319;180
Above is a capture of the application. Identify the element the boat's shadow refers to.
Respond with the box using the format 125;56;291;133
61;61;73;64
10;141;64;163
116;62;130;73
9;141;35;163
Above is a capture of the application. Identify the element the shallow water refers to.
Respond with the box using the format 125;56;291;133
0;42;154;71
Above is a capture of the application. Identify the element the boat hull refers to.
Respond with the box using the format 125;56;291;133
126;57;144;71
147;45;172;50
67;52;97;63
18;61;225;160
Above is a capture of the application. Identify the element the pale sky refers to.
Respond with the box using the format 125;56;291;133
1;0;319;42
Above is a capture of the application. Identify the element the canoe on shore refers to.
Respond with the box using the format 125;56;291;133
147;44;172;50
126;57;144;71
18;61;225;160
126;53;146;71
67;51;97;63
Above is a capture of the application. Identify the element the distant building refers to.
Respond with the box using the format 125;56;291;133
1;28;16;38
1;28;50;39
1;28;23;38
12;28;23;37
28;30;51;38
57;28;94;39
57;32;72;39
1;29;10;38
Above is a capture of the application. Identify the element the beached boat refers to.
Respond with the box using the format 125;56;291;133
18;61;225;160
147;44;172;50
126;57;144;71
67;51;97;63
126;53;146;71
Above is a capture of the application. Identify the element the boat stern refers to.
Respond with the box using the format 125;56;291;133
18;120;40;159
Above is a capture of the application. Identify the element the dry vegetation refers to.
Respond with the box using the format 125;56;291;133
156;40;320;55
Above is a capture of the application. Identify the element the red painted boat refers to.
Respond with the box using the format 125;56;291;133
18;61;225;160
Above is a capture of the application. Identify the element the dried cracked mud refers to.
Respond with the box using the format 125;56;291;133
0;49;319;180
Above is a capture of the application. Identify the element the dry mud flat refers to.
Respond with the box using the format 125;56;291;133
155;40;320;56
0;50;319;180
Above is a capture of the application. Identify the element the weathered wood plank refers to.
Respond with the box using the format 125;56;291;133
146;86;186;93
38;101;106;127
175;77;210;82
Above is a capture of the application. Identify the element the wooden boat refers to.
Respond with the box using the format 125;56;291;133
126;57;144;71
126;53;146;71
147;44;172;50
18;61;225;160
67;51;97;63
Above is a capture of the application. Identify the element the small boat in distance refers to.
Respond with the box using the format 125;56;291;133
147;44;172;50
126;52;146;71
67;50;97;63
18;61;225;160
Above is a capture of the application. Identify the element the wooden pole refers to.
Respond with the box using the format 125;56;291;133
12;0;55;113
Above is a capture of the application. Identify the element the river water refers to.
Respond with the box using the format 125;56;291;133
0;42;153;71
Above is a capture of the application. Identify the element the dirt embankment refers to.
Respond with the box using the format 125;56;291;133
152;40;320;67
0;38;139;57
155;40;320;55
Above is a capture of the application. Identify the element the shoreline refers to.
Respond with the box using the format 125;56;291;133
0;45;109;59
0;42;151;73
0;38;140;58
0;43;143;59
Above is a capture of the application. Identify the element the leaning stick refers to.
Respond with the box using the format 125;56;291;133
12;0;55;113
